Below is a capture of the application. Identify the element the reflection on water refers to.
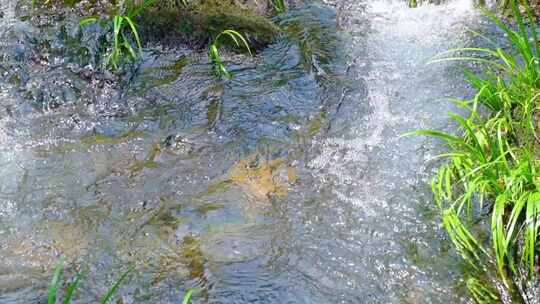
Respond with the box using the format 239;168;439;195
0;0;483;303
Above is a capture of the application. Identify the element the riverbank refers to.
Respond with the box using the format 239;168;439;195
416;0;540;302
0;0;493;303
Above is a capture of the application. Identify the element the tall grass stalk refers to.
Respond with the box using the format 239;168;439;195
46;258;196;303
46;259;133;303
209;29;252;78
48;258;65;304
182;289;194;304
270;0;287;13
80;0;155;69
411;0;540;301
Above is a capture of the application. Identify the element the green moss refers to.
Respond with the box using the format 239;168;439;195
195;1;279;48
129;141;162;177
136;56;189;94
138;0;279;50
81;130;144;146
195;203;224;215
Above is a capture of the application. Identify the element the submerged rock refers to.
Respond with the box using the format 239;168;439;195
227;156;297;200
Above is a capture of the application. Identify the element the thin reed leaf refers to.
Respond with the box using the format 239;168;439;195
63;272;83;304
182;289;194;304
427;57;508;71
48;258;65;304
99;266;134;304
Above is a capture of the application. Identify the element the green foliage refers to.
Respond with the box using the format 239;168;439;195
80;0;155;69
194;1;279;47
76;0;265;76
270;0;287;13
45;258;197;303
209;29;252;78
63;272;82;304
411;0;540;301
182;289;194;304
46;258;133;303
99;267;134;304
467;277;499;303
48;258;65;304
496;0;540;16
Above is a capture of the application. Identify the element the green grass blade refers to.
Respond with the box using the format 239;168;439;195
429;47;500;60
123;16;142;51
523;0;540;58
449;113;487;161
270;0;286;12
122;33;137;60
467;277;499;303
112;15;124;63
404;129;462;143
464;27;498;48
99;267;134;304
62;272;83;304
427;57;508;71
510;0;534;62
221;30;252;56
48;258;65;304
182;289;194;304
506;194;527;248
492;195;508;280
443;208;487;265
80;17;98;27
524;192;540;276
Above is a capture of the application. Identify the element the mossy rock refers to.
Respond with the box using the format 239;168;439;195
24;0;117;16
27;0;279;51
138;0;280;50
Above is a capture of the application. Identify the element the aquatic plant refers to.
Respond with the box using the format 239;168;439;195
411;0;540;301
47;258;133;303
37;0;276;75
497;0;536;12
182;289;194;304
80;0;155;69
47;258;195;303
209;29;252;78
270;0;287;13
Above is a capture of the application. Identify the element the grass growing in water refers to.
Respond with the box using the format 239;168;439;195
411;0;540;301
77;1;255;76
270;0;287;13
47;258;195;303
80;0;155;69
209;29;252;78
47;258;133;304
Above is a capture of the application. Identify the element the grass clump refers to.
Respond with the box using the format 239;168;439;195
46;257;195;303
80;0;155;69
497;0;540;16
270;0;287;13
47;258;133;304
411;0;540;301
32;0;273;75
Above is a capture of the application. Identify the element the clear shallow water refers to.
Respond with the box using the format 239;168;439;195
0;0;483;303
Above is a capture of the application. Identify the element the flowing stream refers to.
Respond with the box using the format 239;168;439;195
0;0;486;303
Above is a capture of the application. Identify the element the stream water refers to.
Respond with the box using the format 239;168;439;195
0;0;486;303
